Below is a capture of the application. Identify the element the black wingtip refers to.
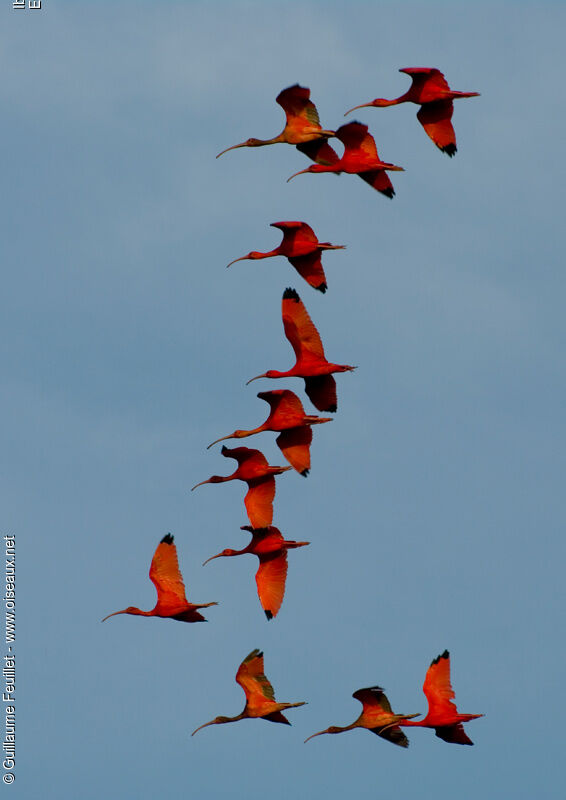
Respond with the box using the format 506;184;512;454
264;610;274;620
161;533;174;545
382;188;395;199
431;649;450;666
326;404;337;413
283;287;300;301
300;468;310;477
316;283;328;294
443;144;457;157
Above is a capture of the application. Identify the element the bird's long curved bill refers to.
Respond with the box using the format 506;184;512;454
246;373;267;386
191;478;212;491
304;728;329;743
287;168;311;183
344;102;374;117
191;719;216;736
216;141;246;159
226;255;249;268
207;434;233;449
101;609;126;622
202;553;222;566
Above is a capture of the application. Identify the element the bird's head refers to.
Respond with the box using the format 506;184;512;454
216;138;264;158
246;370;281;384
207;431;244;449
286;165;320;182
226;252;263;268
304;725;345;742
191;716;234;736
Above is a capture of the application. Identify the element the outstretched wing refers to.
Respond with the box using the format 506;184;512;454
236;649;277;711
296;139;340;166
359;169;395;198
276;426;313;475
256;551;288;620
276;84;323;131
288;251;327;292
353;686;410;748
422;650;459;718
221;445;269;471
304;375;337;413
149;534;187;607
434;722;474;745
258;389;307;427
244;476;276;529
416;100;456;155
282;288;326;363
336;121;378;160
401;67;452;94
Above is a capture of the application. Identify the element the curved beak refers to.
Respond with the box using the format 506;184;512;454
191;719;215;736
202;552;222;567
287;168;310;183
191;478;212;491
226;255;249;268
216;141;246;159
304;728;329;743
207;434;233;450
344;102;374;116
246;373;267;385
101;609;126;622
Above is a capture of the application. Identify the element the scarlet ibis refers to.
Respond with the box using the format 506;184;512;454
345;68;480;157
207;389;332;476
191;445;291;529
227;221;345;294
101;534;217;623
401;650;483;744
203;525;309;620
246;288;356;413
216;84;334;158
192;649;306;735
288;121;404;198
305;686;419;747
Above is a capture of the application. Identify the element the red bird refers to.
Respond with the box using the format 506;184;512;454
247;288;356;413
345;68;480;157
207;389;332;476
191;445;291;529
216;84;334;158
288;121;404;198
227;221;345;294
203;525;309;620
401;650;484;744
192;649;306;735
102;534;217;623
305;686;418;747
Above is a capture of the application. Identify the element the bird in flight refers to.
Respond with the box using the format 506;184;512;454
207;389;332;476
203;524;309;620
102;534;218;623
401;650;483;744
227;221;345;294
247;288;356;413
305;685;419;747
345;68;479;157
192;649;306;734
288;121;404;197
216;84;335;158
191;445;291;529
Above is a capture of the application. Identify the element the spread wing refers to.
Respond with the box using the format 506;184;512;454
359;169;395;198
336;121;378;160
258;389;306;426
288;251;327;292
296;139;340;166
416;100;456;155
276;84;323;130
422;650;459;718
244;476;276;528
282;288;326;362
353;686;410;748
221;445;269;471
402;67;451;94
256;551;288;619
236;649;277;711
434;722;474;745
149;534;187;607
276;426;313;475
304;375;337;413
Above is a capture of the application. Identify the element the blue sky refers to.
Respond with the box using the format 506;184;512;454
2;2;565;798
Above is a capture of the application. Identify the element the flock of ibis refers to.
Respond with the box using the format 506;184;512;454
104;68;484;749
